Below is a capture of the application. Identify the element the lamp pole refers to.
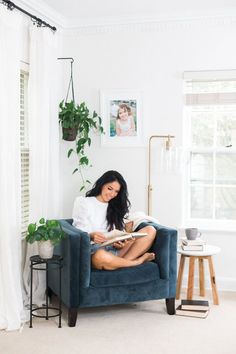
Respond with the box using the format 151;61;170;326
148;135;175;215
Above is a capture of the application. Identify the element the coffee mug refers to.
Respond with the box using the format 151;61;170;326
185;228;201;240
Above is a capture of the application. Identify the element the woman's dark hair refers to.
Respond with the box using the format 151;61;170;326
86;170;131;231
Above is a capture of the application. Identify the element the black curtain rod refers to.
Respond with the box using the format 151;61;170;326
1;0;57;32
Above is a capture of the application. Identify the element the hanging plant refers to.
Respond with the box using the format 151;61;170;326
67;101;104;191
58;58;78;142
59;100;79;141
58;58;104;191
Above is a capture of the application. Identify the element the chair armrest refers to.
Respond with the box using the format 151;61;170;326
49;219;91;308
136;222;177;281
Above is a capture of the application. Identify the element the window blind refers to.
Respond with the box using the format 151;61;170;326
20;71;29;234
184;78;236;105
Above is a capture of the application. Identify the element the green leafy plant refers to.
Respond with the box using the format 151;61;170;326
59;100;79;141
26;218;65;245
59;100;104;191
59;100;78;129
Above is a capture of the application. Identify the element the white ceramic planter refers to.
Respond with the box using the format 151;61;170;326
38;240;54;259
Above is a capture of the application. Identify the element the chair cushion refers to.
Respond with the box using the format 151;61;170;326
90;262;160;288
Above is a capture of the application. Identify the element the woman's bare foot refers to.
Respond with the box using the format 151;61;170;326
137;252;155;265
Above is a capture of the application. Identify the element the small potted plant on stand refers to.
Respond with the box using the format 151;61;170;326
26;218;65;259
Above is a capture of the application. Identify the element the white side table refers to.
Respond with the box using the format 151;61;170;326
176;245;221;305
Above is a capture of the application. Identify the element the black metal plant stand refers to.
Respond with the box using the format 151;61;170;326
29;255;63;328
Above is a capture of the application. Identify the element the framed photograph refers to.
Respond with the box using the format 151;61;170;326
100;89;143;147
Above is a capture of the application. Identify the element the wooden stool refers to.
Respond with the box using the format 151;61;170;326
176;245;221;305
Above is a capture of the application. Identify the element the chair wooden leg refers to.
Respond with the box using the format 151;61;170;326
198;257;205;296
208;256;219;305
176;255;185;299
68;308;78;327
165;298;175;315
187;256;195;300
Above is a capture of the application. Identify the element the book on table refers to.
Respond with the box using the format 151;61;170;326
91;229;148;247
181;245;204;251
176;305;209;318
181;237;206;251
181;238;206;246
181;299;209;311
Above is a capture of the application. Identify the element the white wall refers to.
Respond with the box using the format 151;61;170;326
59;18;236;291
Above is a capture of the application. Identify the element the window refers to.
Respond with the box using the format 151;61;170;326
20;70;29;234
184;71;236;229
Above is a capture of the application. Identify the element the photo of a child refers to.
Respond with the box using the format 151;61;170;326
100;90;142;147
109;100;137;137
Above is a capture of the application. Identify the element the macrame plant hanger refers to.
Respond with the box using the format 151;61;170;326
58;57;77;141
58;57;75;103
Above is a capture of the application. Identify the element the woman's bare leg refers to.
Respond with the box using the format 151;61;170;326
92;249;155;271
122;225;156;261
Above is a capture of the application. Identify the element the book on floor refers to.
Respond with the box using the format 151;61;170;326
181;299;209;311
91;229;148;247
176;305;209;318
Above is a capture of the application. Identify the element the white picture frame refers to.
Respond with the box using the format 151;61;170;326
100;89;143;147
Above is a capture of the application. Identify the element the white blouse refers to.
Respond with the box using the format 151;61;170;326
72;196;109;234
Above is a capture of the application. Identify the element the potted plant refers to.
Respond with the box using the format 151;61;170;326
26;218;65;259
59;100;79;141
58;58;104;190
58;57;78;141
66;101;104;190
59;99;104;190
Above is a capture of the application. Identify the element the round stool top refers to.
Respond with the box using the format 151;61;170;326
178;244;221;257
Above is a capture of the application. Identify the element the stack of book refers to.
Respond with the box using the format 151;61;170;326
181;237;206;251
176;300;209;318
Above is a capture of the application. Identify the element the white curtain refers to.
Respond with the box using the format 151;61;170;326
0;8;25;330
28;26;60;220
22;26;61;306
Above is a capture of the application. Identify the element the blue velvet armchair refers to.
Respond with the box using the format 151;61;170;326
48;219;177;327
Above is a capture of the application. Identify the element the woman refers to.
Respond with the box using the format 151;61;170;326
72;170;156;270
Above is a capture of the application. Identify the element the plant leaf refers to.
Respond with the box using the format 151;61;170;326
67;148;74;158
79;156;89;166
28;223;36;234
72;168;79;174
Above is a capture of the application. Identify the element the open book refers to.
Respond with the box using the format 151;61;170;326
91;229;147;247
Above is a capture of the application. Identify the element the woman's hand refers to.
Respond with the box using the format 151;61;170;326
113;241;126;249
90;232;106;244
113;239;135;249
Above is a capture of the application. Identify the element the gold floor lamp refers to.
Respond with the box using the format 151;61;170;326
148;135;175;216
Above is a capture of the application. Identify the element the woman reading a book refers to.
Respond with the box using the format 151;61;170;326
72;170;156;270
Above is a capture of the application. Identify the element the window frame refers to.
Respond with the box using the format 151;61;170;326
183;75;236;231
